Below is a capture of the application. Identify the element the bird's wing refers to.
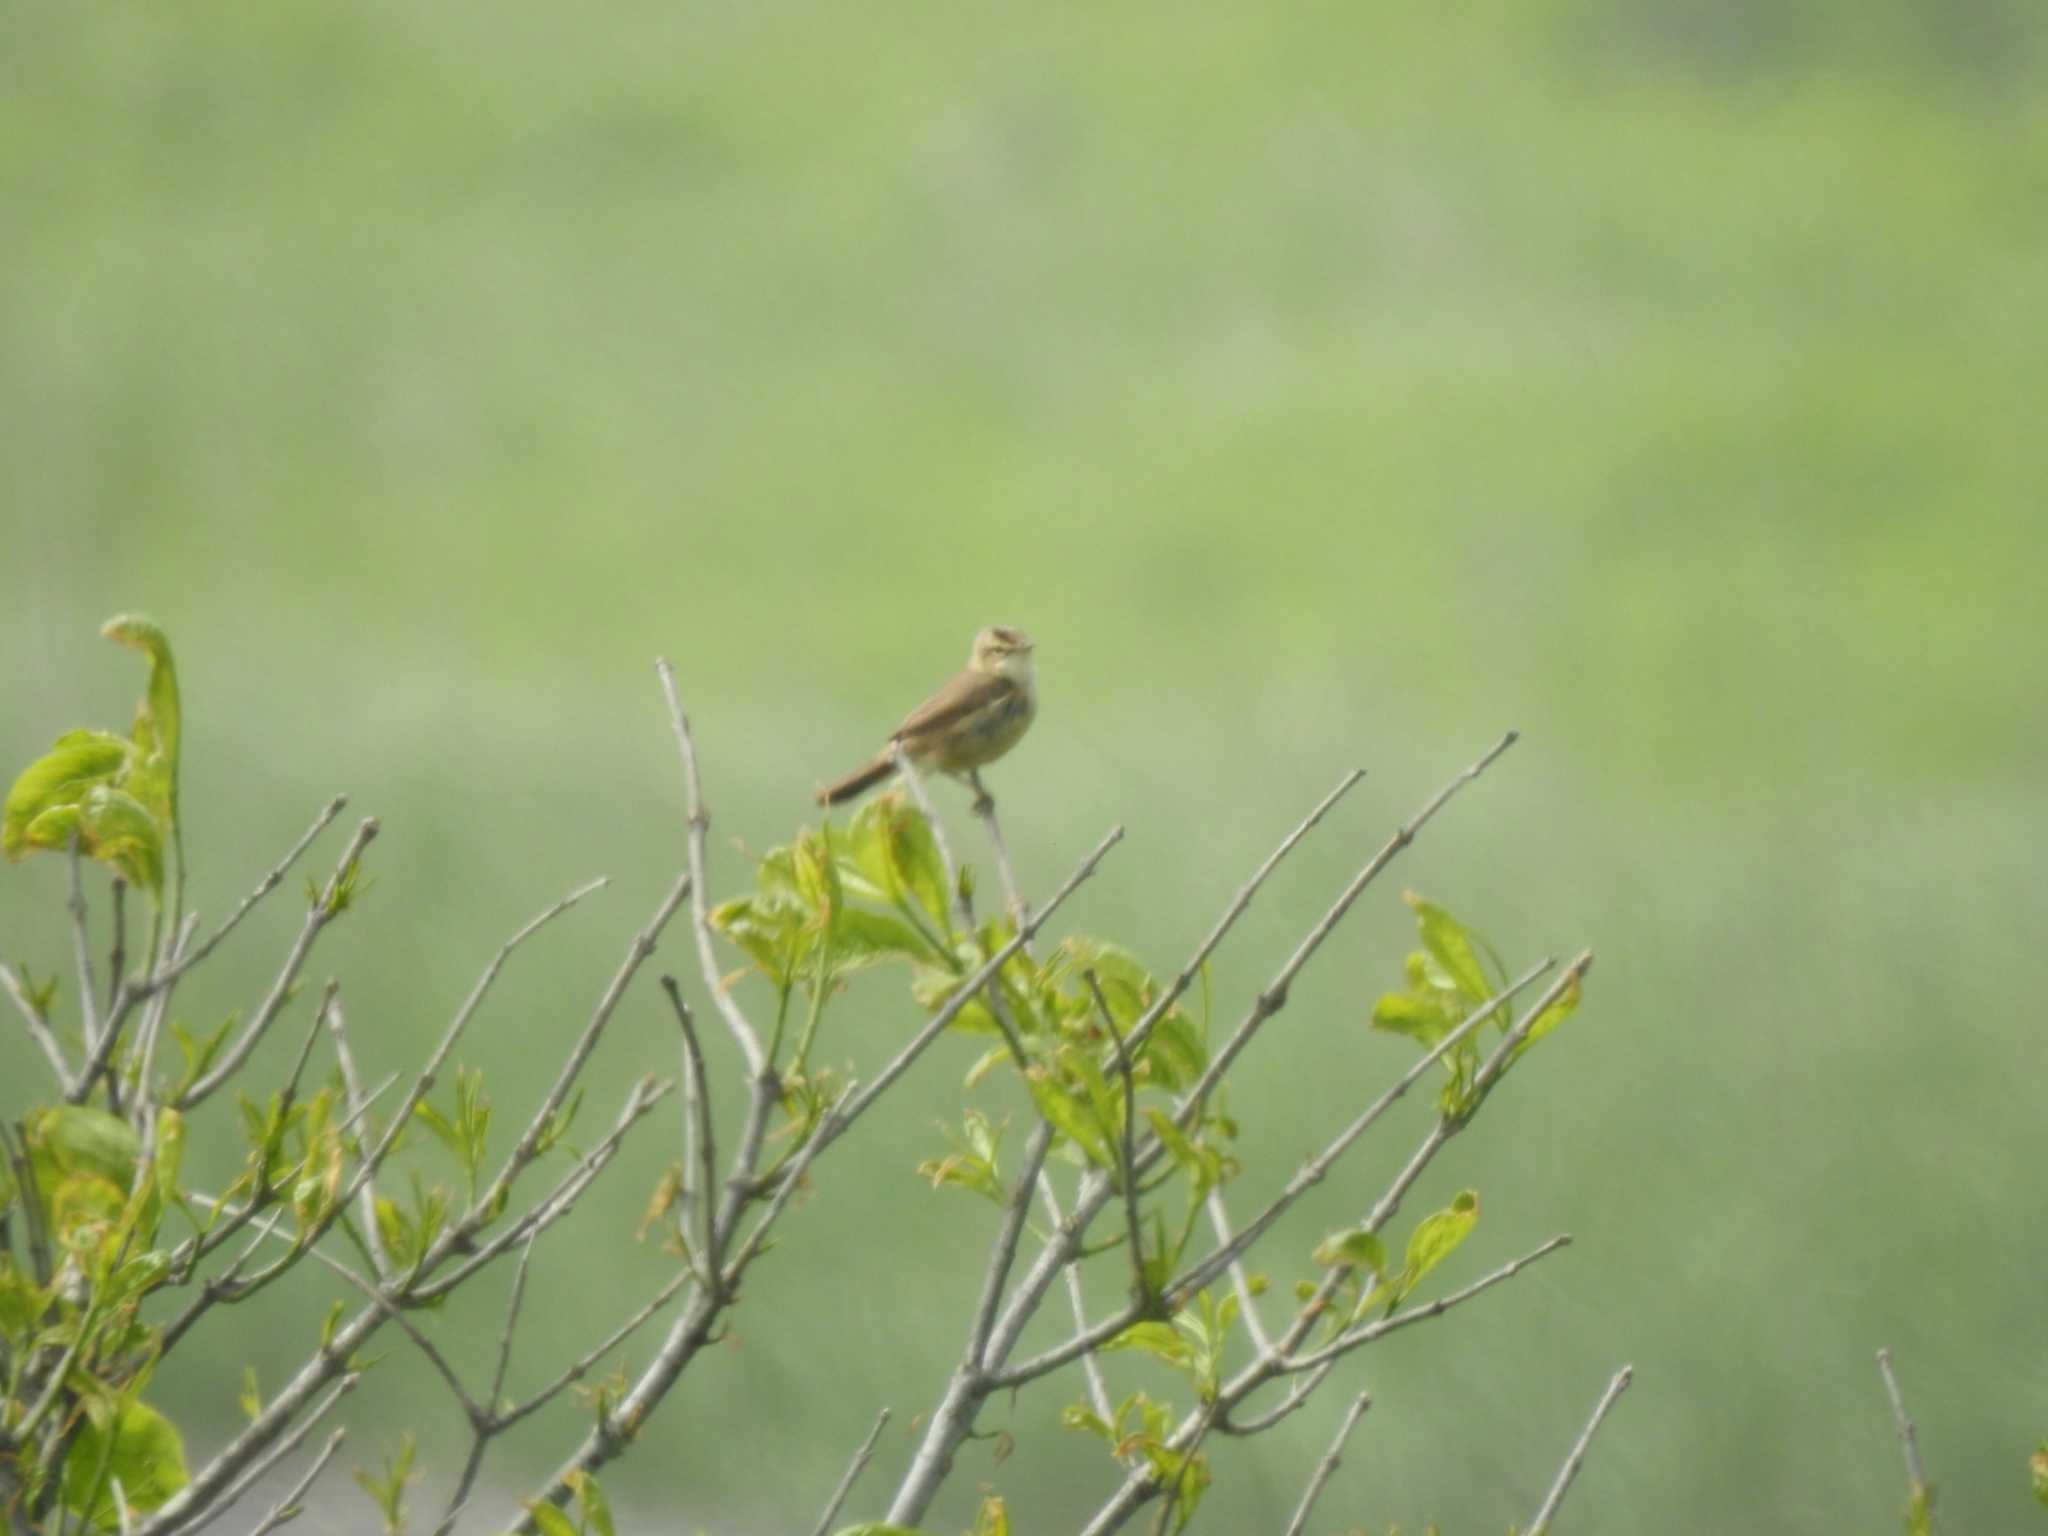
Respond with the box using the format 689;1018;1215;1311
891;669;1016;744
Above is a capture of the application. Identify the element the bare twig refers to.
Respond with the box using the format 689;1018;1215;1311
321;996;391;1281
129;796;349;1004
1220;1363;1331;1436
148;1374;359;1536
1085;969;1150;1307
131;912;198;1133
1160;734;1516;1128
410;1076;675;1305
1040;1172;1114;1422
1282;1234;1575;1375
656;657;766;1077
106;879;128;1021
448;872;687;1257
1204;1187;1273;1356
1876;1348;1937;1533
0;961;74;1091
663;979;719;1270
1527;1365;1634;1535
1120;767;1365;1064
178;817;381;1108
241;1427;346;1536
68;834;104;1057
1281;1391;1371;1536
495;1269;693;1432
809;1408;892;1536
968;1125;1055;1368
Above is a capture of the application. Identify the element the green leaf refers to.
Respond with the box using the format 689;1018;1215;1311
1370;984;1460;1047
565;1469;615;1536
3;731;131;861
62;1396;189;1526
852;795;949;927
830;906;937;969
1100;1320;1193;1366
1404;892;1493;1002
1027;1072;1115;1170
1509;971;1584;1065
526;1503;579;1536
2029;1440;2048;1507
831;1527;936;1536
1396;1189;1479;1302
101;613;181;830
78;785;164;891
27;1105;143;1189
1312;1228;1388;1276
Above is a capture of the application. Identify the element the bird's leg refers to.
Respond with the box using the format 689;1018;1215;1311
967;771;1031;939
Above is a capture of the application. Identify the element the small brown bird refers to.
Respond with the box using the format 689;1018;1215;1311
817;626;1038;807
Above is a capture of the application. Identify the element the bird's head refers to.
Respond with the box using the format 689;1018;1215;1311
970;625;1036;682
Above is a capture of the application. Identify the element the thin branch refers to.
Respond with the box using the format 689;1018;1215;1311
132;912;198;1134
1283;1234;1575;1375
1168;958;1558;1302
322;996;391;1281
178;817;381;1108
68;833;104;1058
1281;1391;1371;1536
409;1076;676;1305
720;1076;859;1285
128;796;349;1004
106;879;128;1022
1204;1187;1273;1357
1040;1171;1114;1423
967;1125;1055;1368
656;657;767;1077
1120;767;1367;1064
1527;1365;1634;1535
434;1235;539;1536
0;961;74;1092
1160;733;1517;1133
809;1408;892;1536
155;1373;359;1536
1220;1362;1330;1436
496;1268;694;1432
452;872;687;1252
1876;1348;1937;1533
1086;970;1149;1307
492;1237;540;1410
663;979;719;1271
241;1427;346;1536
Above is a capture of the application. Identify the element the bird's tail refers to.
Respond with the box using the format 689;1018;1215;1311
816;755;895;807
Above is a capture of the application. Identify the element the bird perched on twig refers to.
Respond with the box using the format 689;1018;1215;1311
817;626;1037;807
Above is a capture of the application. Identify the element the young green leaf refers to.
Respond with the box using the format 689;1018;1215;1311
565;1469;616;1536
61;1396;190;1525
4;730;133;859
1312;1228;1389;1277
1396;1189;1480;1303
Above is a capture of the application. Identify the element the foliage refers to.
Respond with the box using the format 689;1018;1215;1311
0;617;1620;1536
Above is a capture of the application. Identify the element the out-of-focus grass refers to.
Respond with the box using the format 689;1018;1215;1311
4;1;2044;1530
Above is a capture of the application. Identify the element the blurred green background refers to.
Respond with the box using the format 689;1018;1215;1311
5;0;2045;1530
